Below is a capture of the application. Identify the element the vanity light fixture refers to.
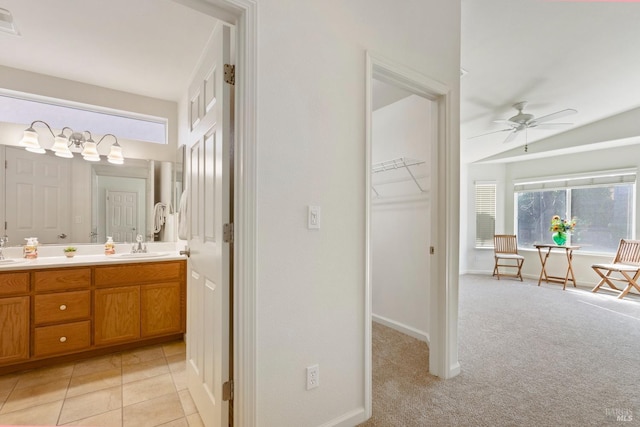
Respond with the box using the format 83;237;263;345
18;120;124;164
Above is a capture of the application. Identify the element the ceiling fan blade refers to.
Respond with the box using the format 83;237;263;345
492;119;519;127
529;122;573;129
533;108;577;124
503;130;519;144
467;128;512;139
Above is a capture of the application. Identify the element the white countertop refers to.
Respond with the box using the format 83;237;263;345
0;242;187;271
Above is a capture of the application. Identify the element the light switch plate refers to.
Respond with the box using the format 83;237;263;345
308;205;321;230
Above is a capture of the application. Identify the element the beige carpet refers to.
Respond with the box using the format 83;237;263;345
360;274;640;426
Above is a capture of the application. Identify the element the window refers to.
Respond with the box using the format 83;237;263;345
0;93;167;144
475;182;496;248
515;170;635;253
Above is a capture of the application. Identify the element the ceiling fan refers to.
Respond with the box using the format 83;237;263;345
471;101;577;149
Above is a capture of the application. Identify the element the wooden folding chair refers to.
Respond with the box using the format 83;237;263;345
591;239;640;299
493;235;525;281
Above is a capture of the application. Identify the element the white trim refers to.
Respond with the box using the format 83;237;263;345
365;51;460;420
513;167;637;186
364;52;374;421
225;1;258;426
179;1;257;426
317;408;367;427
372;314;430;344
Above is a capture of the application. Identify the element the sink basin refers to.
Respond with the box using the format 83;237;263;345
0;259;28;267
111;252;170;259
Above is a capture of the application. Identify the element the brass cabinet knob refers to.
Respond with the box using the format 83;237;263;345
59;336;67;343
59;304;67;311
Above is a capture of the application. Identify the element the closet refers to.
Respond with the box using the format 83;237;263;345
371;91;432;343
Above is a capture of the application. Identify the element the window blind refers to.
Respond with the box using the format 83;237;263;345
475;183;496;248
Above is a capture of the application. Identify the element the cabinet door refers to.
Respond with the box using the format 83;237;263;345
94;286;140;346
0;296;29;364
141;282;183;337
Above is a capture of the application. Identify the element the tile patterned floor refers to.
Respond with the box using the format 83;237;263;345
0;340;203;427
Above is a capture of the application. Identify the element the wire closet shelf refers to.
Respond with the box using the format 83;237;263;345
371;156;426;197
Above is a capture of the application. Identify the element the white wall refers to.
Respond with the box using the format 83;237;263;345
371;95;431;341
254;1;460;426
463;143;640;289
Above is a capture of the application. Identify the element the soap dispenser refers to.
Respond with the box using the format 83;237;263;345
24;237;38;259
104;236;116;255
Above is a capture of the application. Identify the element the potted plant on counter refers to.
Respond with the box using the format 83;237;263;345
63;246;77;258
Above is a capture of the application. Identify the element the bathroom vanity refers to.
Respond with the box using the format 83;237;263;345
0;254;186;374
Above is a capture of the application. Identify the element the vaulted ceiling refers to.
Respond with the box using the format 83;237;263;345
461;0;640;164
2;0;639;166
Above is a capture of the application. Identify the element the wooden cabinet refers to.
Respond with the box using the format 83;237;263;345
0;296;29;364
32;267;92;358
94;286;141;346
0;259;185;374
94;261;185;345
0;272;30;365
141;282;183;337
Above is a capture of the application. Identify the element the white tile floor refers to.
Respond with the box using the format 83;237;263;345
0;340;203;427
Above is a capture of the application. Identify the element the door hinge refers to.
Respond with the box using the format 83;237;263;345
430;246;435;255
222;380;234;401
4;160;7;169
223;222;234;243
224;64;235;85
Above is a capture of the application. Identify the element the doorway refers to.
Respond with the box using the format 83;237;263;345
365;52;457;419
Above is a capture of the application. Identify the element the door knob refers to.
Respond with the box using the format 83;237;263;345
179;247;191;257
58;233;67;239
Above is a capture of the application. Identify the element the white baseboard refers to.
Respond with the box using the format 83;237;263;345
318;408;367;427
372;314;429;344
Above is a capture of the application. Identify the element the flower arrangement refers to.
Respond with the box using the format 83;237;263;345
63;246;77;253
549;215;576;234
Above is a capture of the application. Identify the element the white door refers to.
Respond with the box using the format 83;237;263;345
106;190;138;242
186;23;233;427
5;147;71;244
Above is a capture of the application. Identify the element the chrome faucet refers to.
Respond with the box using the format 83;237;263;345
0;236;7;260
131;234;147;254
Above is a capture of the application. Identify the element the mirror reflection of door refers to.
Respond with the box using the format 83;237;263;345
106;190;138;243
5;147;71;244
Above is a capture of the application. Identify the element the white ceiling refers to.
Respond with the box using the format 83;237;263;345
462;0;640;164
2;0;640;164
0;0;217;101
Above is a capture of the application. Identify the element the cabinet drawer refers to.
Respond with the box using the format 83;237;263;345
34;290;91;325
0;272;29;296
34;268;91;292
95;261;182;287
33;320;91;357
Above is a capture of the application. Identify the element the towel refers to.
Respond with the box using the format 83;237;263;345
178;189;189;240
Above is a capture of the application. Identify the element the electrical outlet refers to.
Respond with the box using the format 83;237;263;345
306;364;319;390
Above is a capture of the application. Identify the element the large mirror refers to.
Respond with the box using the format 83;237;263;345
3;145;179;246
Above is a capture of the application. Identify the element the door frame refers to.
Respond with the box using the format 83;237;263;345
364;51;460;418
174;0;257;425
